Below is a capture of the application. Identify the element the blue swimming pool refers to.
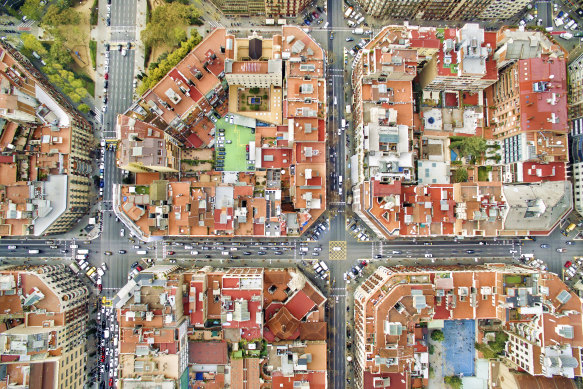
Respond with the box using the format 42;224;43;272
442;320;475;376
250;97;261;105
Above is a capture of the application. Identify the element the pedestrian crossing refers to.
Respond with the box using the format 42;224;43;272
17;20;35;29
208;20;224;28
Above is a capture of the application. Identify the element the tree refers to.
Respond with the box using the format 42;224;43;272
444;376;462;389
21;34;47;56
452;167;468;183
42;5;81;26
49;39;72;66
430;329;445;342
141;3;201;47
20;0;43;21
78;103;91;113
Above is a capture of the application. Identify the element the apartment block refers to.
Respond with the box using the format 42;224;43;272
418;24;498;92
569;54;583;217
0;42;95;237
353;264;583;388
0;264;89;388
116;114;181;173
113;266;328;388
211;0;309;17
355;0;527;20
116;27;326;240
350;25;571;239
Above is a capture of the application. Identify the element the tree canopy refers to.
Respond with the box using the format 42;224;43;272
141;3;201;47
20;0;43;21
450;136;487;159
21;33;47;56
430;330;445;342
137;32;203;95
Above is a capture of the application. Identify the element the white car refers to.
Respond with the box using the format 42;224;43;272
190;250;199;255
121;48;127;56
101;262;108;271
120;228;125;237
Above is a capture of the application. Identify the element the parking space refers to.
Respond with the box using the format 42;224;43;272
214;117;255;172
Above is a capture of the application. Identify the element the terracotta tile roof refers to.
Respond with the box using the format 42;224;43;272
188;342;228;365
299;322;327;341
285;290;316;320
266;306;300;340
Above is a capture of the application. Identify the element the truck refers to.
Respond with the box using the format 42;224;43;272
352;28;364;35
28;249;39;254
344;6;353;18
136;250;147;255
77;249;89;255
341;118;346;127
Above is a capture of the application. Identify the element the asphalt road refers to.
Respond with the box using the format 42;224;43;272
3;2;583;387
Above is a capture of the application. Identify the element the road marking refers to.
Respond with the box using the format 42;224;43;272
329;241;346;260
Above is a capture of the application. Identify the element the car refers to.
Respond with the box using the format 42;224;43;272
230;255;239;259
120;228;125;237
101;263;108;271
274;251;283;255
424;253;433;258
136;266;143;271
258;251;266;255
316;6;324;13
109;378;113;387
361;260;368;267
566;241;575;245
167;251;175;255
346;37;354;42
118;250;126;254
106;18;111;26
312;11;319;18
424;242;432;246
131;261;139;268
127;41;131;49
304;19;311;26
190;250;199;255
565;261;573;268
465;250;475;254
557;248;567;253
540;244;550;248
104;251;112;255
330;32;334;40
243;251;252;255
374;254;383;259
50;245;58;249
104;73;109;80
392;250;402;254
121;48;127;56
246;145;249;152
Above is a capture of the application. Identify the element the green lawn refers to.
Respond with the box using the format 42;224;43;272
215;117;255;172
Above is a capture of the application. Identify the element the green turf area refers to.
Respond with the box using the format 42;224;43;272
215;117;256;172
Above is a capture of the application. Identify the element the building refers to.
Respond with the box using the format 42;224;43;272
350;26;571;239
0;264;89;388
355;0;528;20
116;114;181;173
0;42;95;236
114;265;189;387
353;264;583;388
569;53;583;217
211;0;310;17
115;26;326;240
113;266;328;388
418;23;498;92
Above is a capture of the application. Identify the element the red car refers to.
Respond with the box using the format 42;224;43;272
98;284;102;292
104;73;109;80
136;265;143;271
246;145;249;152
565;260;573;268
109;378;113;387
167;251;175;255
101;354;105;362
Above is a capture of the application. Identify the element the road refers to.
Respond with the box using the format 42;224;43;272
2;2;583;387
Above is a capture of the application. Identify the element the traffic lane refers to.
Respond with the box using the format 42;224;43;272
537;0;552;27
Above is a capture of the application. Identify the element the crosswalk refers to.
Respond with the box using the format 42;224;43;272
17;20;35;29
208;20;224;28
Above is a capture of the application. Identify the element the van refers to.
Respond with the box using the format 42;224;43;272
338;175;343;184
70;244;79;249
221;251;229;256
7;245;16;250
69;263;80;273
28;249;39;254
184;245;193;250
77;249;89;255
319;261;329;271
136;250;147;255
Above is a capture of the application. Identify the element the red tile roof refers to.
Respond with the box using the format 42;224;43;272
521;162;566;182
188;342;228;365
285;290;316;320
